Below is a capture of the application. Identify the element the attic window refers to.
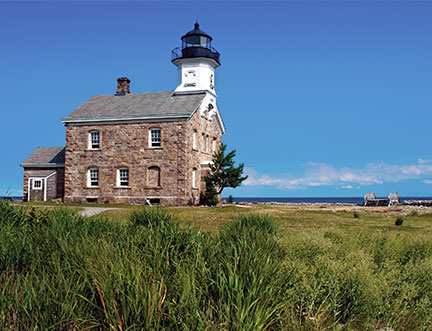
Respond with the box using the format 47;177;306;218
149;129;161;147
89;131;100;149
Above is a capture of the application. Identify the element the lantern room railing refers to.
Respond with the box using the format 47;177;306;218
171;46;220;64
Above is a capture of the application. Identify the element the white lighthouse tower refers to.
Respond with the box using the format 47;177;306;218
171;23;220;97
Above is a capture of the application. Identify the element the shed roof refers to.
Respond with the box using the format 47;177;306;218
29;170;57;177
62;91;206;124
21;147;65;167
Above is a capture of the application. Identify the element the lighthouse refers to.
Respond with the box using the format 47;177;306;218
171;23;220;97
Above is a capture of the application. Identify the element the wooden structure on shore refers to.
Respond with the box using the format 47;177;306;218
364;192;400;207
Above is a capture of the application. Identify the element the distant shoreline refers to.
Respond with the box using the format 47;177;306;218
224;197;432;205
4;196;432;206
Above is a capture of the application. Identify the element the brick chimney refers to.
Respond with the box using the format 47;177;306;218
116;77;130;95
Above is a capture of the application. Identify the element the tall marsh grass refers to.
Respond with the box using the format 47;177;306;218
1;200;432;330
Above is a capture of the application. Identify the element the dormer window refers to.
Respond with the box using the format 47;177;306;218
149;128;161;147
89;131;100;149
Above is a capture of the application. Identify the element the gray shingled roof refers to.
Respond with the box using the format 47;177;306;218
29;170;56;177
21;147;65;167
62;91;206;122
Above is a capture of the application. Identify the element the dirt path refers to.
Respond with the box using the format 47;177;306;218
79;207;118;217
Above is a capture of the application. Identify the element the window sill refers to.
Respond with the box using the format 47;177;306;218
114;186;131;189
87;148;101;151
86;186;100;189
192;187;198;190
145;147;163;150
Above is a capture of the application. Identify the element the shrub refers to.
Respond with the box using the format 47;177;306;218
228;195;234;203
353;211;360;218
204;184;219;206
395;217;404;226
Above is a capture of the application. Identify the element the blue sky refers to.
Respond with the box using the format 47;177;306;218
1;1;431;197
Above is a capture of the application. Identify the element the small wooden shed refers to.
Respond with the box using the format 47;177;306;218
20;147;65;202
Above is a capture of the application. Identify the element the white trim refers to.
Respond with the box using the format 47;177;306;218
62;114;191;125
44;178;47;201
45;171;56;180
200;160;213;167
27;178;31;201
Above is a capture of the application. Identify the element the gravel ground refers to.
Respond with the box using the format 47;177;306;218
79;207;118;217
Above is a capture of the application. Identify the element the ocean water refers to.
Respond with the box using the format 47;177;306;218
4;196;432;205
225;197;432;205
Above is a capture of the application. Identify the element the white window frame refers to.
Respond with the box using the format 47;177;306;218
88;168;99;187
149;128;161;147
117;168;129;187
192;131;197;150
192;168;197;188
33;179;42;190
202;134;207;152
212;138;216;154
89;130;100;149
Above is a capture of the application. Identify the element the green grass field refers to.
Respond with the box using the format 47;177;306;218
2;201;432;330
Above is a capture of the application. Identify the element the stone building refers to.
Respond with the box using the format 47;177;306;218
21;23;225;205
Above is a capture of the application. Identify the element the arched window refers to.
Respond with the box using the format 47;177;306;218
147;166;161;187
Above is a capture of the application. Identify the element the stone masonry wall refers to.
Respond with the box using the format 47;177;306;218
186;108;223;203
64;105;222;205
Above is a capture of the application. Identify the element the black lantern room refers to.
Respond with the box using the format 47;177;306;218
172;23;220;65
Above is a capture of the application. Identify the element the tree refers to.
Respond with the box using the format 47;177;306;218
203;143;248;205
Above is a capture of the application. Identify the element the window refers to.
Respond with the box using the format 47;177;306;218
202;134;207;152
212;138;216;154
149;128;161;147
33;179;42;190
192;168;197;188
89;131;100;149
192;131;197;150
117;168;129;187
147;166;161;187
88;168;99;187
